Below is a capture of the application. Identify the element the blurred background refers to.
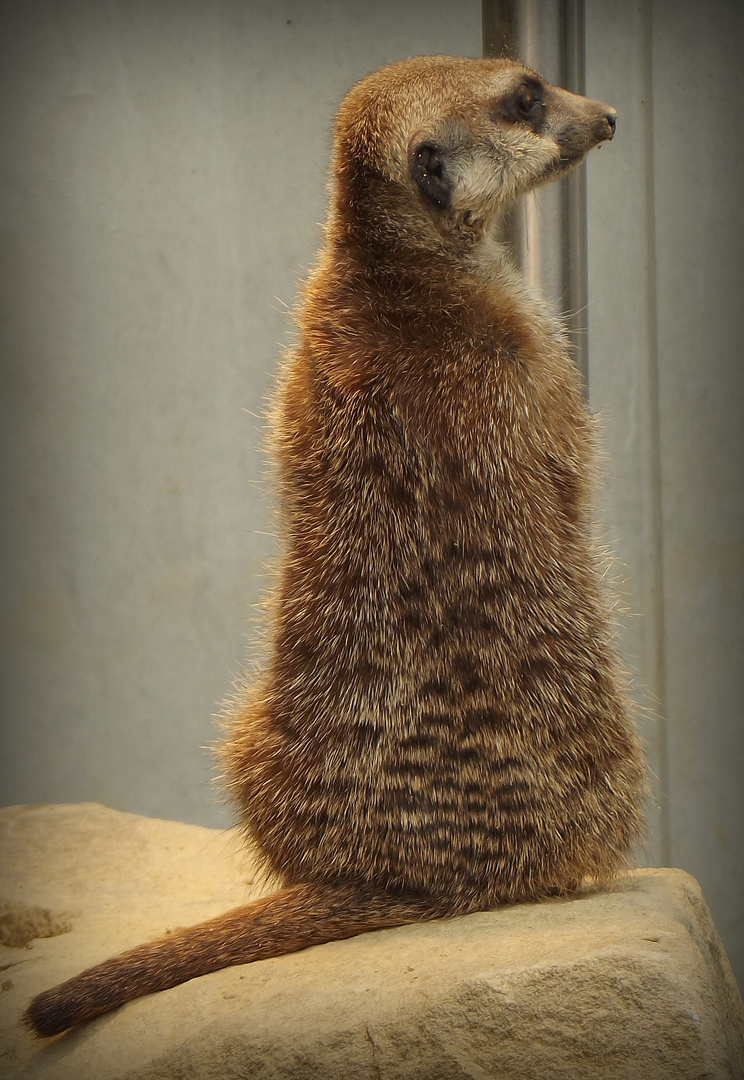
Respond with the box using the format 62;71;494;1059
1;1;741;988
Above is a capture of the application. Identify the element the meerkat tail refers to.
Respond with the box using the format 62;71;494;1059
23;882;443;1038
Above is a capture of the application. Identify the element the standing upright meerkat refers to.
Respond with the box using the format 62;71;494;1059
25;55;645;1038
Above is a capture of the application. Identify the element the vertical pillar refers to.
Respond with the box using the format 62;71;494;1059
483;0;588;383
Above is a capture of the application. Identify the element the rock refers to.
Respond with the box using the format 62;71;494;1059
0;803;742;1080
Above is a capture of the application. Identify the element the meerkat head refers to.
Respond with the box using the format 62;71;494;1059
331;56;616;249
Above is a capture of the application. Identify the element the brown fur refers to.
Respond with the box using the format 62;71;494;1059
24;55;645;1039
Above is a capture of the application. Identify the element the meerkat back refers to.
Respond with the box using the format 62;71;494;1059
25;55;645;1038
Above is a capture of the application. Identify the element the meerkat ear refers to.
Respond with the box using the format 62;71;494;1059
410;142;452;209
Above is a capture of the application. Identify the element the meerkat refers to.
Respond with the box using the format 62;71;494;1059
24;55;645;1038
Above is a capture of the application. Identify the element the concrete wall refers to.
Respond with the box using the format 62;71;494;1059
585;0;744;989
1;1;741;987
0;0;481;825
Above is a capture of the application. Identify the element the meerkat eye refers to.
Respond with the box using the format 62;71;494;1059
501;81;546;129
516;85;539;119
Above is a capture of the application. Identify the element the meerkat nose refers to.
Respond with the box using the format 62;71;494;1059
606;111;617;137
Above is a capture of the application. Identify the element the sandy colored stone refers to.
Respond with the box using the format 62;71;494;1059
0;803;741;1079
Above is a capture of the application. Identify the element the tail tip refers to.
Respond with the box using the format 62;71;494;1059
22;993;72;1039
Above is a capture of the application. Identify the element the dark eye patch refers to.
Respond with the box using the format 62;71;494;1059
498;78;546;132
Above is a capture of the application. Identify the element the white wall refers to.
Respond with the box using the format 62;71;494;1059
586;0;744;988
0;1;481;825
1;0;741;988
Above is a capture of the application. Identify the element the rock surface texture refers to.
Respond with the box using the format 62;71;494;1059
0;803;741;1080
